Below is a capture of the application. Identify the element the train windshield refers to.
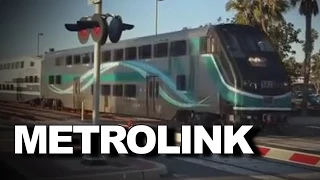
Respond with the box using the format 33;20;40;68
217;25;288;82
219;28;277;60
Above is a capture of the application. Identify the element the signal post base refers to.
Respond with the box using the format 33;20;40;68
81;155;108;166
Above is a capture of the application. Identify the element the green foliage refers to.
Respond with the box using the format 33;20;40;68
290;0;319;16
267;21;303;59
224;0;303;60
283;57;303;83
302;28;319;53
311;53;320;93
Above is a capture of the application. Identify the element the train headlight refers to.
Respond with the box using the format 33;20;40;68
248;57;261;62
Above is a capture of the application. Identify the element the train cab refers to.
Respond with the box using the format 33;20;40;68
206;24;291;125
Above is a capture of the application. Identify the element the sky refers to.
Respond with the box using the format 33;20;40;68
0;0;319;62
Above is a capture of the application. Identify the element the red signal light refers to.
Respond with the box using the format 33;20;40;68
80;29;89;37
93;27;101;35
78;29;90;44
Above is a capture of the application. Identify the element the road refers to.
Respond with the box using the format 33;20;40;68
1;124;320;180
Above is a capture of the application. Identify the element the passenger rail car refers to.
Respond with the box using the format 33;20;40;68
0;56;42;102
41;24;291;125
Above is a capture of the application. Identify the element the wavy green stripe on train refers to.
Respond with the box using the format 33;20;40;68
201;54;291;108
45;54;291;108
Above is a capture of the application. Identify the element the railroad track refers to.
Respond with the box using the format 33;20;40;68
0;102;137;122
0;102;171;126
0;106;59;121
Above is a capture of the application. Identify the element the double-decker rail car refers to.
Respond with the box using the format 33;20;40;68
40;24;291;126
0;56;42;102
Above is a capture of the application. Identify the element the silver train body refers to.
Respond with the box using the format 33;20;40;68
0;56;42;102
2;24;293;124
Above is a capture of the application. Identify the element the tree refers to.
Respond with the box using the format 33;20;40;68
225;0;303;60
225;0;292;34
283;57;303;82
302;28;319;53
225;0;256;25
290;0;319;108
267;21;303;60
311;53;320;94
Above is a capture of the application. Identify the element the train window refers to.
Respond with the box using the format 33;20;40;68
125;47;137;60
200;36;214;53
113;84;123;97
155;81;159;98
139;45;152;59
55;57;62;66
34;76;38;83
10;84;14;90
82;53;90;64
30;61;34;67
55;75;61;85
6;84;9;90
29;76;33;83
15;62;19;69
20;61;24;68
0;85;1;90
154;42;168;58
25;76;28;83
91;52;94;63
113;49;124;61
18;78;23;83
49;76;54;84
73;55;81;64
170;40;187;56
0;64;2;70
102;51;111;62
2;84;5;89
148;81;153;97
176;74;186;91
101;84;111;96
11;63;14;69
124;84;136;97
66;56;72;65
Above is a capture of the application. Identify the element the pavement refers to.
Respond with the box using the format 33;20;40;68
2;124;320;180
2;115;320;179
0;124;167;180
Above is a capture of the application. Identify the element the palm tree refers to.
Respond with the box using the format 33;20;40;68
291;0;319;109
225;0;256;25
310;53;320;94
225;0;291;34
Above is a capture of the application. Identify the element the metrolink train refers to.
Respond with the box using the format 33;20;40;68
0;24;292;126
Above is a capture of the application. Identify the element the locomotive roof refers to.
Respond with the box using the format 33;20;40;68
0;55;43;63
44;23;256;57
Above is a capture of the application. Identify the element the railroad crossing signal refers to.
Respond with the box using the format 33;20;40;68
65;14;134;45
90;14;108;45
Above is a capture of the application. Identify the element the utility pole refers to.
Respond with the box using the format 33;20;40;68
155;0;163;35
155;0;158;35
64;0;134;164
37;33;43;56
92;0;102;126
